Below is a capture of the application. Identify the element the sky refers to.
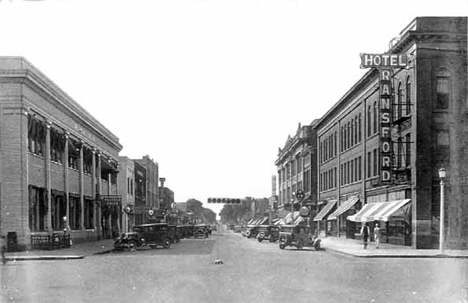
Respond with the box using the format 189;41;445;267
0;0;467;216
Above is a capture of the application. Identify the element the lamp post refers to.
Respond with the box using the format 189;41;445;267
438;168;446;254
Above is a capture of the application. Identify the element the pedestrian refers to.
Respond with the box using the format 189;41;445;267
0;235;7;265
374;223;381;249
360;222;370;249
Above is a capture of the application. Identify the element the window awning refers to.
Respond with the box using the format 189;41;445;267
259;217;269;225
313;200;337;221
347;199;411;222
283;211;300;224
327;196;359;220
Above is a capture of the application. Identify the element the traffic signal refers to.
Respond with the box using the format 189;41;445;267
207;198;242;204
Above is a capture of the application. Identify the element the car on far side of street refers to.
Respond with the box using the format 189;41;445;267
114;223;173;251
233;226;242;233
193;224;210;239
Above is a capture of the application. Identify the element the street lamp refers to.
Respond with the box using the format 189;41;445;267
438;168;446;254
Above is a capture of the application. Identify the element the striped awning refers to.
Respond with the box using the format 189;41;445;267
313;200;337;221
294;216;305;225
327;196;359;220
283;211;300;224
347;199;411;222
258;217;269;225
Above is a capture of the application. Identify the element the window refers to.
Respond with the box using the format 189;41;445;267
68;139;80;170
373;149;378;176
397;137;403;168
341;126;344;152
406;76;412;115
84;198;94;229
367;152;372;178
297;157;302;174
358;113;362;142
334;131;337;156
340;164;344;185
373;101;378;134
350;160;354;183
69;195;82;230
27;116;46;156
347;122;351;149
358;156;362;180
50;128;65;164
354;116;358;144
435;76;450;110
397;82;403;120
29;186;47;232
355;158;358;182
351;120;354;147
344;125;347;151
334;168;337;189
405;134;411;167
367;106;372;137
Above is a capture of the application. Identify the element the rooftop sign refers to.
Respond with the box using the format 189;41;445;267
360;53;407;68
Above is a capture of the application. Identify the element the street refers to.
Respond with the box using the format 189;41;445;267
1;226;467;303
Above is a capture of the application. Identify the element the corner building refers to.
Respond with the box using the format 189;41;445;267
314;17;467;249
0;57;123;249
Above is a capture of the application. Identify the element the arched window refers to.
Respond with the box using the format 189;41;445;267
373;101;378;134
406;76;411;115
367;105;372;137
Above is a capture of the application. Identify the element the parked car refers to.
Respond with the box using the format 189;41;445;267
193;224;210;239
114;223;173;250
257;225;280;243
233;226;243;233
278;224;321;250
245;225;260;239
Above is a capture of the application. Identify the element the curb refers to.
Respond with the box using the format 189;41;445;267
5;255;85;261
325;247;468;259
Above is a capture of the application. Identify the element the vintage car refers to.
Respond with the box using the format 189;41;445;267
233;225;243;233
278;224;321;250
256;225;280;243
245;225;260;239
193;224;210;239
114;223;173;250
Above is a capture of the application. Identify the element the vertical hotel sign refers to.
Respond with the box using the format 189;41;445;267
360;53;407;184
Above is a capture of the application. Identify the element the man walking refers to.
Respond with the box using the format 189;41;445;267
374;223;381;249
360;223;370;249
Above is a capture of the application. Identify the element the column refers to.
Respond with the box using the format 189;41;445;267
45;121;52;233
64;133;70;231
79;141;85;230
96;152;102;238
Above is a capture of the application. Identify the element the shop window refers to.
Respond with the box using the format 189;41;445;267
28;186;47;232
84;198;94;229
69;195;82;230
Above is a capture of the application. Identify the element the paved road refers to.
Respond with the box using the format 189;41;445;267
1;228;467;303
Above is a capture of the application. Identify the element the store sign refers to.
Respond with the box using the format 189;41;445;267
380;68;393;183
360;53;407;68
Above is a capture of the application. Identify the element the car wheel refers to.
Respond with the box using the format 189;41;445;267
297;239;304;250
279;244;285;250
314;241;321;251
258;238;263;242
163;238;171;249
128;240;138;251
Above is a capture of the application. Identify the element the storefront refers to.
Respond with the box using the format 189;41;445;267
347;199;412;246
313;200;337;237
327;196;361;238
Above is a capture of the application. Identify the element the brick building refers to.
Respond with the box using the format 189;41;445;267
0;57;122;248
313;17;467;249
275;121;319;227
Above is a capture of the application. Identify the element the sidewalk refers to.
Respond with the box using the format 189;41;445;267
321;237;468;258
4;239;115;261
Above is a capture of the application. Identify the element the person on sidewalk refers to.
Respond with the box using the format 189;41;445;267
0;235;7;265
374;223;381;249
360;223;370;249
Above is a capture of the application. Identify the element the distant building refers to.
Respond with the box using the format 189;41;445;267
0;57;122;248
117;156;135;232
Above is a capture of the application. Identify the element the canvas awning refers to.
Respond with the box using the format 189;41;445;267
313;200;337;221
327;196;359;220
347;199;411;223
294;216;305;225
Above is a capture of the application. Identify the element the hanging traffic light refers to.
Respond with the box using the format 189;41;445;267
207;198;242;204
